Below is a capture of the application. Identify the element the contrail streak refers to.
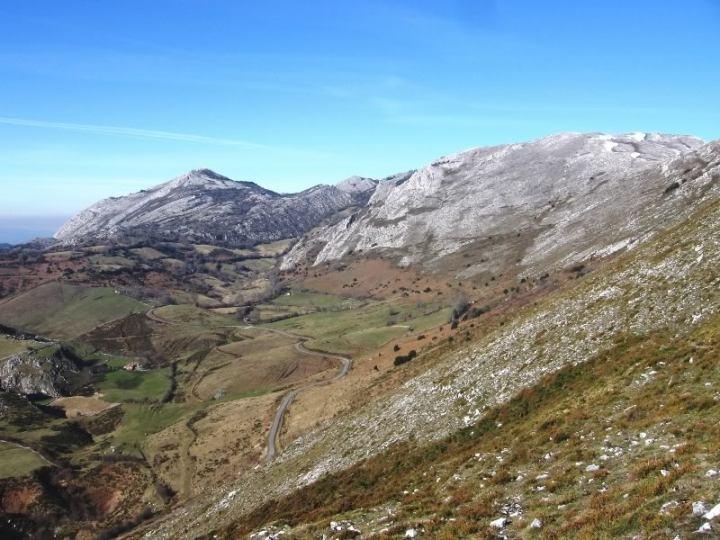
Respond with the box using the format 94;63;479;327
0;116;269;149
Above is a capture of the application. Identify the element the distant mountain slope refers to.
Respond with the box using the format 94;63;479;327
283;132;712;276
335;176;378;201
55;169;362;247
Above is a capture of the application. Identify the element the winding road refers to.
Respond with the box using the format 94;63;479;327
145;308;352;462
262;329;351;462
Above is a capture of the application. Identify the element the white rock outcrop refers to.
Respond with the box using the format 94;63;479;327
284;133;714;275
55;169;363;247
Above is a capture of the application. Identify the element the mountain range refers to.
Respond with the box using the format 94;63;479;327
127;132;720;539
56;132;718;280
55;169;376;247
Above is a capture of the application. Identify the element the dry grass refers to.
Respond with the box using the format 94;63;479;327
220;314;720;539
50;395;117;418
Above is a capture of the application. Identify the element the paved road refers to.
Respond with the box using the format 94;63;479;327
264;330;351;462
295;342;351;380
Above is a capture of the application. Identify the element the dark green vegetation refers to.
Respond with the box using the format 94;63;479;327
393;349;417;366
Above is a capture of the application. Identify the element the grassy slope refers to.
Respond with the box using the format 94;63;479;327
267;299;450;356
137;199;720;539
108;403;193;450
0;442;47;479
152;304;238;328
228;319;720;538
0;336;36;358
97;367;171;403
90;305;264;455
271;290;363;310
0;282;148;339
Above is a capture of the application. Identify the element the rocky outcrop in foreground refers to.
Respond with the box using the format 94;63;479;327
0;346;81;397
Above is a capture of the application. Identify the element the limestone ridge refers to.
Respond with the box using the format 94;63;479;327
55;169;366;247
283;132;717;274
137;141;720;540
55;133;719;275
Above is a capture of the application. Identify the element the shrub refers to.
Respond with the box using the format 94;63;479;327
393;350;417;366
463;306;489;320
450;295;471;321
664;181;680;194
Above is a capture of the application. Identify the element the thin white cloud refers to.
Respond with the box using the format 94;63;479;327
0;116;269;149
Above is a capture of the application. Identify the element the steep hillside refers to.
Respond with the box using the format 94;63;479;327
138;182;720;538
227;317;720;539
0;282;148;340
283;133;712;278
55;169;361;247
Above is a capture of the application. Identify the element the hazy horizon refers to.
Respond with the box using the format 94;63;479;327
0;214;70;244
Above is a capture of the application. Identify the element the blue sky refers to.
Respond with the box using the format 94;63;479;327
1;0;719;241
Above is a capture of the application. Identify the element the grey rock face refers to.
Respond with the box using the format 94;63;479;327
0;346;80;397
335;176;378;195
282;132;715;275
55;169;361;247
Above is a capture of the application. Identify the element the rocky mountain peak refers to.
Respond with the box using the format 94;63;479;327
55;132;714;259
282;132;715;274
336;176;378;194
54;169;361;247
157;168;269;194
